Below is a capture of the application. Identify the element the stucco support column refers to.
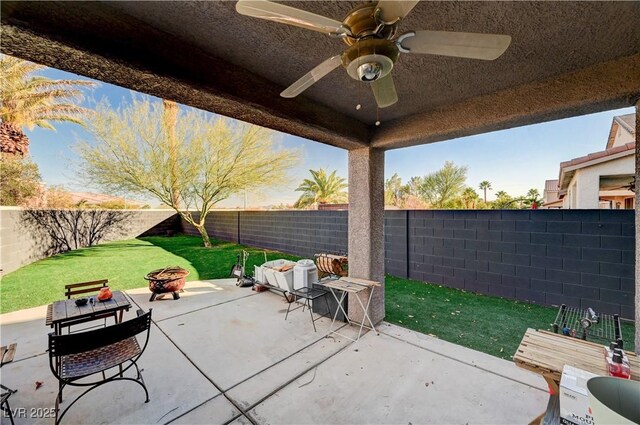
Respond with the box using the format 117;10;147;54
635;99;640;354
348;147;385;325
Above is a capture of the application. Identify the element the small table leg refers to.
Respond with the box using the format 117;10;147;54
353;286;377;341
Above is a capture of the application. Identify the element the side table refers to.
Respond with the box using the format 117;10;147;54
285;287;331;332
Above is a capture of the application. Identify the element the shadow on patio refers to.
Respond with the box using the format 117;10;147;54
1;278;547;424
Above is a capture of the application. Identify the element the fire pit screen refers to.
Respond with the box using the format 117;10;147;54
145;266;189;301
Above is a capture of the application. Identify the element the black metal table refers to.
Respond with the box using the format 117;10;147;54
285;287;331;332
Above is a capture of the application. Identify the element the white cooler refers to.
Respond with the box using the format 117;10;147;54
293;259;318;289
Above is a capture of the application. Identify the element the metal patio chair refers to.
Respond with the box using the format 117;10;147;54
48;309;152;425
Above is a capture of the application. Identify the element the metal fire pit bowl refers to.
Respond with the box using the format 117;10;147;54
145;266;189;302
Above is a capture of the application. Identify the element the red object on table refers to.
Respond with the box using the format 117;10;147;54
97;286;113;301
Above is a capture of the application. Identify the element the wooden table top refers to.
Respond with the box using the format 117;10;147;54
514;328;640;382
322;277;381;293
46;290;131;326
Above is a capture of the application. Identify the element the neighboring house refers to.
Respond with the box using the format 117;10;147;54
555;113;635;209
541;179;562;209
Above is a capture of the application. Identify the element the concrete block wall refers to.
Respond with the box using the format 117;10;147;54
182;209;634;319
181;211;240;243
0;208;176;275
183;211;348;259
404;210;634;319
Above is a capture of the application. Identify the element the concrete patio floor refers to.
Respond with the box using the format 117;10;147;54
1;279;548;424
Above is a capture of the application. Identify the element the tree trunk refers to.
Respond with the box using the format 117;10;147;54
193;222;212;248
0;121;30;156
163;100;180;208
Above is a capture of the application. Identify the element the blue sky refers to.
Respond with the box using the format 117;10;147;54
26;66;634;207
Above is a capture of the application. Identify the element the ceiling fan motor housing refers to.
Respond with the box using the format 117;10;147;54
342;39;399;82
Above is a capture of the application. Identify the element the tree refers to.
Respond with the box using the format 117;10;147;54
0;153;42;205
479;180;492;203
419;161;468;208
461;187;480;209
492;190;515;209
77;98;298;247
384;173;407;207
162;99;180;207
524;188;542;209
44;185;74;208
294;168;348;209
0;55;95;156
406;176;423;197
21;208;129;257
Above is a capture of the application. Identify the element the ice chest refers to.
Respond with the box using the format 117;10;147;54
560;365;598;425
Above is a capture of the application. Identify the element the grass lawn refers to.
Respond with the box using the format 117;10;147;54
1;235;634;361
0;235;299;314
384;275;635;360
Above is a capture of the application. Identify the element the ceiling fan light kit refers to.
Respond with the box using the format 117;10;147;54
236;0;511;115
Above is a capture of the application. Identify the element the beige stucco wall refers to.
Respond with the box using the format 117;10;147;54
0;207;176;275
611;123;635;148
563;155;635;209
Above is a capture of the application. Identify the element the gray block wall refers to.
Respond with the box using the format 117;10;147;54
180;209;634;319
403;210;635;319
183;211;347;259
0;208;177;275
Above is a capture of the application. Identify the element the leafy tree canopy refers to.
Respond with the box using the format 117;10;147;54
419;161;468;209
78;98;299;246
0;153;41;205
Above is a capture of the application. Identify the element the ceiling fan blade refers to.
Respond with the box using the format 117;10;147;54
371;73;398;108
376;1;420;23
400;30;511;60
281;56;343;98
236;0;348;35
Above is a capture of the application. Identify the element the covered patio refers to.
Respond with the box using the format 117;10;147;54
1;280;547;424
2;0;638;338
1;2;639;423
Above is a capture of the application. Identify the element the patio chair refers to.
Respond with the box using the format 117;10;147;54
61;279;117;333
48;309;152;425
65;279;109;299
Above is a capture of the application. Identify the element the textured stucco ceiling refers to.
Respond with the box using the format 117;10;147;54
2;1;639;150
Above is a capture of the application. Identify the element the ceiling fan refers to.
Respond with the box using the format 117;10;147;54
236;0;512;109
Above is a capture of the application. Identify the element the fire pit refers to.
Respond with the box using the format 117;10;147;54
145;266;189;301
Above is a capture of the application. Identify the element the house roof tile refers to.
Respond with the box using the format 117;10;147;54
560;142;635;169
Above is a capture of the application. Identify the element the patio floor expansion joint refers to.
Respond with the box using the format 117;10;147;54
242;330;357;414
378;326;548;393
152;292;259;323
149;320;260;425
125;290;260;425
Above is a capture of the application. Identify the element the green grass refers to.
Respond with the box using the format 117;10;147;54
1;235;634;361
384;275;635;360
0;235;299;314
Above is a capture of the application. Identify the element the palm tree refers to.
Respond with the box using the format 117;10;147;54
294;168;348;209
479;180;492;203
461;187;480;209
0;55;95;156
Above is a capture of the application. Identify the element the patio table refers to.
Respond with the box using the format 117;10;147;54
322;277;380;342
514;328;640;424
45;290;131;335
